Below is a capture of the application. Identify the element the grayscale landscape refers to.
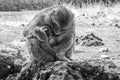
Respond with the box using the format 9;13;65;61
0;0;120;80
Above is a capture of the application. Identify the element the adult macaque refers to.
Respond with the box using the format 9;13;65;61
23;6;75;62
16;5;75;80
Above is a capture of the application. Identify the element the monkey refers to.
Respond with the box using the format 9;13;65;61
16;6;75;80
23;5;75;62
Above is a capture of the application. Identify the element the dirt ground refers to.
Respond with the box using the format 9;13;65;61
0;4;120;67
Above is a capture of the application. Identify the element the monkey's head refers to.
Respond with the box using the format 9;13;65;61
23;6;74;37
50;6;74;35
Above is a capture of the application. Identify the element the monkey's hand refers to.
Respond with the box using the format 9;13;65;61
33;26;48;42
33;26;59;61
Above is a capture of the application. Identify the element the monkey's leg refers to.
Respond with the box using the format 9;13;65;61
66;37;75;60
28;38;54;62
56;35;75;62
66;46;74;61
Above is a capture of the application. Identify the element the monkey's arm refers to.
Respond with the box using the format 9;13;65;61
57;37;74;50
33;27;58;59
57;28;74;42
52;37;74;61
33;27;48;41
50;28;74;46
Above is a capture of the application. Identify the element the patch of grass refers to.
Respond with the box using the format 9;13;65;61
0;0;118;11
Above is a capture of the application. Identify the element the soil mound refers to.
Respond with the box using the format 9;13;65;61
6;59;120;80
76;33;104;46
0;44;120;80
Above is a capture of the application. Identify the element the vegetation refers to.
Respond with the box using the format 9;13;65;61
0;0;118;11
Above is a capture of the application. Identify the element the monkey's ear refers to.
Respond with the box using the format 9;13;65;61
51;11;61;35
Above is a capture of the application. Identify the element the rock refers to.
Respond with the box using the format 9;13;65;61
115;24;120;28
75;36;79;45
0;43;28;80
0;52;22;79
76;33;104;46
6;59;120;80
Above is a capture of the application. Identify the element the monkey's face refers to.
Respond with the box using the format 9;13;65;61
50;6;74;35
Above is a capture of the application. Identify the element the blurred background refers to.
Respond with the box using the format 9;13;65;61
0;0;119;11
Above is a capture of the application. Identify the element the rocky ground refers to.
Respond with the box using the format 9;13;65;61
0;4;120;80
